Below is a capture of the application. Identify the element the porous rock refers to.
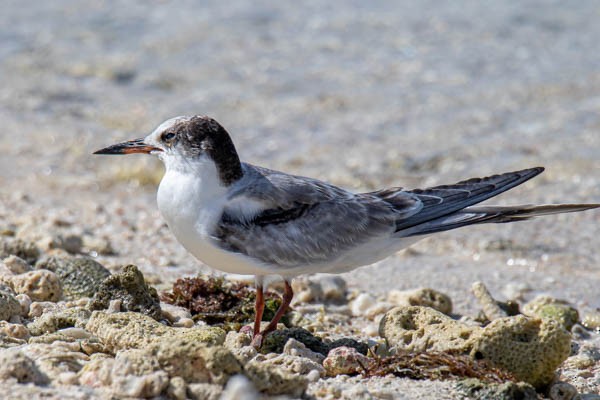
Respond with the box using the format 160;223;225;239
0;290;21;321
323;346;373;376
470;315;571;390
36;256;111;300
456;378;538;400
261;327;368;356
27;307;91;336
292;274;347;303
89;264;161;320
3;255;32;274
244;355;309;396
523;295;580;331
8;269;62;302
388;287;453;315
220;374;259;400
0;321;30;340
0;348;48;384
380;306;571;389
85;311;226;353
379;306;479;353
0;238;40;264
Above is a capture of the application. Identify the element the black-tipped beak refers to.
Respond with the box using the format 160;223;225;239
93;138;161;155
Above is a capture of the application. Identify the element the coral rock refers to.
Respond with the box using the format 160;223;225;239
89;264;161;320
85;311;226;353
3;255;32;274
0;290;21;321
8;270;62;302
0;348;48;384
523;295;579;331
388;288;453;315
471;315;571;390
323;346;373;376
0;321;30;340
379;306;479;353
0;238;40;264
27;307;91;336
244;355;308;396
36;256;111;300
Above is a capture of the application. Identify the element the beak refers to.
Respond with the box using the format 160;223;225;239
93;138;161;155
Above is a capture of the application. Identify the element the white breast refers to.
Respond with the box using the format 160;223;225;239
157;164;274;276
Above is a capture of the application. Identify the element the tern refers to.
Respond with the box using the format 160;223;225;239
94;115;599;345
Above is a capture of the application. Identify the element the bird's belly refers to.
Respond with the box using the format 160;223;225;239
175;229;273;276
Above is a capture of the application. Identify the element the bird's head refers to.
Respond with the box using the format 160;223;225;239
94;115;243;185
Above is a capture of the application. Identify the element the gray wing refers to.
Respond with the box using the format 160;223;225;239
213;164;422;268
394;167;545;232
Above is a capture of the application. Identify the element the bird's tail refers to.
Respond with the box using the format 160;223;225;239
400;203;600;237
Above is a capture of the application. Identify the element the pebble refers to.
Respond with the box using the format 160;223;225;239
388;287;453;315
2;255;32;274
15;294;31;317
0;290;21;321
350;293;376;316
9;270;62;302
220;375;259;400
581;311;600;331
549;382;578;400
323;346;373;376
0;321;30;340
0;348;47;384
36;256;111;300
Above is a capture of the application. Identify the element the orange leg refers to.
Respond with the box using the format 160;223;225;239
251;280;294;348
253;284;265;337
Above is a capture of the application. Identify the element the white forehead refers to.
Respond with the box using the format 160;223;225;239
151;116;191;135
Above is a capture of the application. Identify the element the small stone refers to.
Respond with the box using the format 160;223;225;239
0;348;47;384
0;238;40;264
112;369;169;398
350;293;376;316
54;234;83;254
292;275;347;304
319;276;347;301
323;346;373;376
220;374;259;400
89;264;161;320
0;321;30;340
262;327;329;355
283;338;325;364
456;378;538;400
549;381;578;400
27;307;91;336
82;235;115;256
36;256;111;300
29;301;60;318
471;281;507;321
166;376;187;400
244;356;308;396
523;295;579;331
187;383;223;400
15;293;32;317
0;290;21;321
581;311;600;331
9;270;62;302
160;302;193;325
2;255;32;274
388;287;453;315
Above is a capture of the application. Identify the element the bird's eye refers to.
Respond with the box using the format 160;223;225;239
162;132;176;141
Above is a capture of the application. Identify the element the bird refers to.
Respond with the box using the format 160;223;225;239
94;115;599;346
